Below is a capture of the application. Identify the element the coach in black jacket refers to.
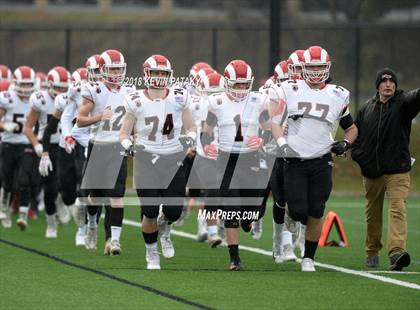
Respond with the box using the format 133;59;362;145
351;68;420;271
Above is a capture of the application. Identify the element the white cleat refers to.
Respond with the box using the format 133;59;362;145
110;240;122;256
1;209;12;228
251;218;263;240
104;238;111;255
85;227;97;250
146;247;161;270
301;258;316;272
16;218;28;231
196;222;208;242
75;229;86;247
284;212;298;234
282;244;298;262
45;226;58;238
207;234;222;248
56;201;71;225
160;236;175;258
68;204;78;223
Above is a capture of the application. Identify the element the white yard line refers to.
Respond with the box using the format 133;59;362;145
122;218;420;291
366;271;420;275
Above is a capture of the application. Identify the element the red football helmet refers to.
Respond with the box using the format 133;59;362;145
189;62;212;78
0;64;12;81
0;80;11;92
47;66;71;96
273;60;289;84
13;66;36;97
197;72;224;96
302;46;331;84
287;49;305;79
85;54;101;82
143;54;173;89
36;72;47;90
72;67;88;83
98;49;126;86
224;60;253;101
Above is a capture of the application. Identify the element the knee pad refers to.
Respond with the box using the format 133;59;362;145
224;219;239;229
141;206;159;220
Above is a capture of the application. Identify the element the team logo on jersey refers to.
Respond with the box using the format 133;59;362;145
135;100;141;108
216;98;222;105
292;85;298;92
251;96;257;102
175;96;183;103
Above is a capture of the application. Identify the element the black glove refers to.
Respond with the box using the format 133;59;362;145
179;135;196;150
277;144;300;158
331;140;350;156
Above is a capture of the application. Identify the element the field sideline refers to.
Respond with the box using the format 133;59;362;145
1;196;419;309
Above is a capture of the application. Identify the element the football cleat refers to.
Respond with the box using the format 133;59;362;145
45;226;58;238
146;246;161;270
390;251;410;271
196;218;208;242
208;234;222;248
295;225;306;258
110;240;122;256
229;260;241;271
56;199;71;225
251;218;263;240
16;218;28;231
301;258;316;272
104;238;111;255
75;228;86;247
160;236;175;258
85;227;98;250
273;240;284;263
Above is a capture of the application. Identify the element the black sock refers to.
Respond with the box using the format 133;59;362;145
104;206;111;240
273;203;285;224
143;231;158;244
303;240;318;260
111;208;124;226
228;244;240;263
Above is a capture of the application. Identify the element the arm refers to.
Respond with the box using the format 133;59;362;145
402;88;420;120
23;108;42;155
119;112;136;144
76;96;102;127
0;108;7;130
61;101;77;138
41;110;62;155
182;108;197;138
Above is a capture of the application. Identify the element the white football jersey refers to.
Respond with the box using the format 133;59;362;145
81;82;135;143
60;81;89;147
207;91;268;154
0;89;31;144
270;79;350;159
30;90;61;144
124;86;190;155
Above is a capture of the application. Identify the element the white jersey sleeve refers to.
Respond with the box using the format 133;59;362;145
269;83;288;125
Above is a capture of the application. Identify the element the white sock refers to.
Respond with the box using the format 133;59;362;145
88;213;97;229
46;214;57;228
207;225;218;237
281;230;293;246
111;226;122;242
19;206;29;220
145;242;158;250
273;222;284;242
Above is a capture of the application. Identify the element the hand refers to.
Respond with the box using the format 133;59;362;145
101;107;112;121
64;136;76;154
179;135;196;150
121;138;135;156
247;136;264;149
39;154;53;177
276;137;300;158
3;122;18;133
186;147;196;159
331;140;350;156
34;144;43;157
204;144;218;160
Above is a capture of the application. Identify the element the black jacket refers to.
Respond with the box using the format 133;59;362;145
351;89;420;178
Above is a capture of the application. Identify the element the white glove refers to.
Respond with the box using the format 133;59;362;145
64;136;76;154
121;138;133;150
3;122;18;133
39;154;53;177
34;144;43;157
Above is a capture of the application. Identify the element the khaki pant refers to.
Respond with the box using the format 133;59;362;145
363;172;410;257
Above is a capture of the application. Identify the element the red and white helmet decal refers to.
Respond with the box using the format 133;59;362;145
273;60;289;83
47;66;71;96
72;67;88;83
224;59;254;101
143;54;173;89
99;49;126;86
85;54;102;82
302;45;331;84
287;49;305;79
13;66;36;97
0;64;12;81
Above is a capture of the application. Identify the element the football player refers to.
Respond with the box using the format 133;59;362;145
119;54;197;269
77;49;135;254
24;66;71;237
270;46;358;271
0;66;37;229
201;60;271;270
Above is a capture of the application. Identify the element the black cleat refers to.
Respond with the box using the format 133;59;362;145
366;255;379;268
229;260;241;271
390;251;410;271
